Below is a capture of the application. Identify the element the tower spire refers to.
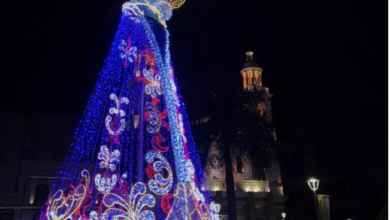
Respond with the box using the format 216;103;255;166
246;49;254;60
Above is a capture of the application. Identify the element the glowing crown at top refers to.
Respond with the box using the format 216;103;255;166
165;0;185;9
126;0;185;25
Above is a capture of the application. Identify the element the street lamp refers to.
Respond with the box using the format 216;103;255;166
281;212;286;220
307;178;320;220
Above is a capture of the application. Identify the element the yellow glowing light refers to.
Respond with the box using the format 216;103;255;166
134;115;139;129
29;195;34;204
122;2;167;27
166;0;186;9
47;170;90;220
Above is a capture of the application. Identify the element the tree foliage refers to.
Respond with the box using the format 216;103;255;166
192;89;276;219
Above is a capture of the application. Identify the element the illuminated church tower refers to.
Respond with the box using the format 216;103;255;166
205;50;285;220
241;50;276;140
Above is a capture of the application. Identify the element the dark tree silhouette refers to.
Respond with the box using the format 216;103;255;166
193;88;275;220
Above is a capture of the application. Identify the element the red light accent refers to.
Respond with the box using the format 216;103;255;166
107;135;120;145
145;164;156;178
39;202;50;220
144;112;150;121
159;109;167;119
161;193;174;213
152;98;160;106
151;132;169;153
162;121;170;131
137;77;151;84
142;46;158;72
77;196;93;220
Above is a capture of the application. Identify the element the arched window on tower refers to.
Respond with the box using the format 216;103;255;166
34;184;49;205
252;77;257;87
236;157;243;173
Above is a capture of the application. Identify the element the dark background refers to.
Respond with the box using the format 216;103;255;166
5;0;387;219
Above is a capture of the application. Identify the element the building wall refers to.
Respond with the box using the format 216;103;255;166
0;114;74;220
0;160;61;220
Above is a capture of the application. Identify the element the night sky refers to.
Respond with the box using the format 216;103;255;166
5;0;387;219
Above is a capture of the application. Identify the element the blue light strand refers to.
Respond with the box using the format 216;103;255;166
139;15;188;182
171;71;213;203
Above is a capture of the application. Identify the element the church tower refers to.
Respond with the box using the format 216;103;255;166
241;49;276;140
202;50;286;220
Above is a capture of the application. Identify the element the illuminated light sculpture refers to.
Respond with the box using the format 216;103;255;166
43;0;220;219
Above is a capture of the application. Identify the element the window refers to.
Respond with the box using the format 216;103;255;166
236;157;243;173
237;162;243;173
34;184;49;205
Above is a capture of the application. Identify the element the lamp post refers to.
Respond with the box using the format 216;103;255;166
308;178;320;220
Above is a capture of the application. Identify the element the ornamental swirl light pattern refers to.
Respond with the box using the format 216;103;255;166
143;69;162;98
95;174;118;194
47;170;90;220
98;145;121;171
145;102;161;134
105;94;129;136
102;182;156;220
145;150;173;195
